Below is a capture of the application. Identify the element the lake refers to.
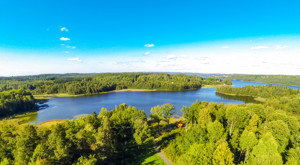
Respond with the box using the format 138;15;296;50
33;80;300;124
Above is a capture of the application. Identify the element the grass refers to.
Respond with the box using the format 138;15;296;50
216;92;266;103
0;112;37;126
33;87;208;99
37;119;66;129
141;153;166;165
254;97;267;102
73;114;89;119
33;89;158;99
33;93;81;99
202;84;224;88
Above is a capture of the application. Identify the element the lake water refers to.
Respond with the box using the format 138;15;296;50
33;80;300;124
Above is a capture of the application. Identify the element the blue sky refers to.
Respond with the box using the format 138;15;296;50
1;0;300;76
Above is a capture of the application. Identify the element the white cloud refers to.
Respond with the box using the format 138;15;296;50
166;54;177;60
60;27;69;32
66;46;76;49
222;46;230;49
60;44;65;46
145;52;150;55
64;51;69;54
144;44;155;47
67;57;82;62
275;45;288;50
251;46;269;50
60;37;70;41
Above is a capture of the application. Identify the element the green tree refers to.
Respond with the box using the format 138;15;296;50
225;105;250;136
74;154;97;165
207;121;225;143
0;158;13;165
133;119;152;145
198;107;212;127
239;130;258;163
30;143;52;165
177;143;215;165
161;103;175;125
248;132;283;165
285;147;300;165
150;105;163;126
213;141;234;165
14;125;39;165
266;120;290;153
245;114;260;133
95;115;112;157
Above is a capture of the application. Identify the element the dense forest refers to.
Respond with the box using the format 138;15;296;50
229;74;300;87
0;89;36;118
159;85;300;164
0;104;155;164
216;85;300;98
0;73;225;95
0;73;226;119
0;85;299;164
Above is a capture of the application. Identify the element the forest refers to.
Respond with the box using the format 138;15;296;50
216;85;300;98
0;84;299;164
0;73;226;119
228;74;300;87
0;89;36;118
0;73;225;95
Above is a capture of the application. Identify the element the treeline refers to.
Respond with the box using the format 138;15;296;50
160;98;300;164
0;104;153;164
1;86;300;164
0;89;36;118
0;73;226;95
216;85;300;98
229;74;300;87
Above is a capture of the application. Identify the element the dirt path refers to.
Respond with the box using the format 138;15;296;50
154;141;173;165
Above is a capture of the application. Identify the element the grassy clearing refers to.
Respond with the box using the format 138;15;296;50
33;93;81;99
37;119;66;129
114;89;158;92
0;112;37;125
73;114;89;119
216;92;266;103
33;87;204;99
202;85;223;88
254;97;267;102
141;153;166;165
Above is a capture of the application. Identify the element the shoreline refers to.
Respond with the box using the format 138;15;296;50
33;86;219;99
215;92;266;102
33;89;161;99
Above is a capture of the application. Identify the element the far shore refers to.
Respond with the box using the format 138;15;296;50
34;85;220;99
215;92;266;102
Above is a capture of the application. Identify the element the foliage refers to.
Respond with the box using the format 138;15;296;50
229;74;300;87
161;103;175;124
0;104;153;164
160;84;300;165
216;84;299;98
0;73;225;95
150;105;164;126
1;82;300;164
0;89;36;118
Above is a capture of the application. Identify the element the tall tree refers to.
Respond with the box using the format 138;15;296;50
161;103;175;125
266;120;290;153
248;132;283;165
239;130;258;163
213;141;234;165
150;105;163;126
133;119;151;145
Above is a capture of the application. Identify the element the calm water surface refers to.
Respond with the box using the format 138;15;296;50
34;80;300;123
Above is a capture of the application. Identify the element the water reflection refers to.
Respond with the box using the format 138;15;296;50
216;93;260;104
